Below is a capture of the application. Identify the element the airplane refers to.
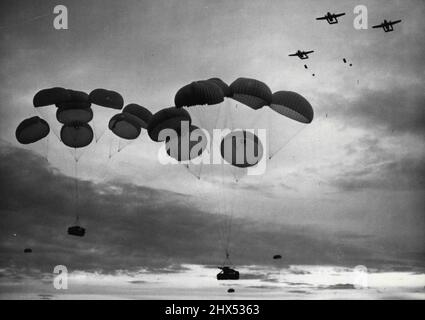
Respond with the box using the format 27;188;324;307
289;50;314;60
372;19;402;32
316;12;346;24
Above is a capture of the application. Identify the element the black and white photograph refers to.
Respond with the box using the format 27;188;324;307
0;0;424;306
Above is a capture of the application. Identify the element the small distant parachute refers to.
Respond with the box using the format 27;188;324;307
89;89;124;109
229;78;272;110
147;107;192;142
165;124;207;161
24;248;32;253
270;91;314;124
273;254;282;260
60;122;94;148
220;130;263;168
122;104;152;129
108;113;142;140
33;87;70;107
174;80;224;108
16;116;50;144
304;64;308;69
343;58;347;63
227;288;235;293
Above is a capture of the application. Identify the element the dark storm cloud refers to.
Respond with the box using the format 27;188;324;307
329;135;425;191
321;84;425;136
0;142;424;281
331;156;425;191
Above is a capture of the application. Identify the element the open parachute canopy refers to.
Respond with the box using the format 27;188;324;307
207;78;232;97
108;112;142;140
270;91;314;123
33;87;71;107
16;116;50;144
123;104;152;129
165;124;207;161
147;107;192;142
56;105;93;124
229;77;272;110
174;80;224;108
60;122;94;148
220;130;263;168
89;88;124;109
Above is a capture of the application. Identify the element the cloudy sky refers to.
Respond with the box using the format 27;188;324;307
0;0;424;299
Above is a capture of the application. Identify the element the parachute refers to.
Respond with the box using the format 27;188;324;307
227;288;235;293
109;113;142;140
208;78;232;97
67;90;90;103
273;254;282;260
56;106;93;124
229;77;272;110
33;87;70;107
147;107;192;142
270;91;314;124
165;124;207;161
174;80;224;108
60;122;94;148
220;130;263;168
89;89;124;109
24;248;32;253
106;104;152;157
16;116;50;144
123;104;152;129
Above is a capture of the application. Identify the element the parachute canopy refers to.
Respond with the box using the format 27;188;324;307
123;104;152;129
273;254;282;260
227;288;235;293
67;90;90;103
229;78;272;109
108;113;142;140
24;248;32;253
33;87;70;107
220;130;263;168
270;91;314;123
147;107;192;142
89;89;124;109
60;122;94;148
208;78;232;97
174;80;224;108
165;125;207;161
16;116;50;144
56;107;93;124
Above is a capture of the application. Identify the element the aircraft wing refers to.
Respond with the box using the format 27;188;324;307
391;20;402;25
335;13;346;17
288;53;297;56
305;50;314;54
316;16;327;20
372;23;383;28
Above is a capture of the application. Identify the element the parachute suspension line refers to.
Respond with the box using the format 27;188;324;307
268;124;308;160
43;134;50;162
183;163;201;180
218;158;228;262
74;149;80;224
